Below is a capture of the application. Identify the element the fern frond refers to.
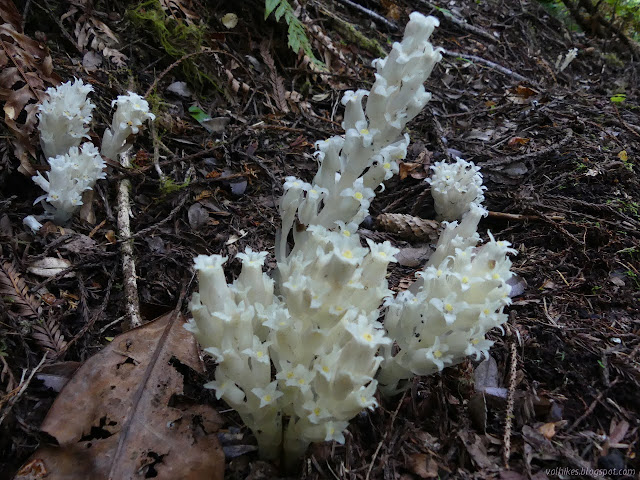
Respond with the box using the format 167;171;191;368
264;0;326;69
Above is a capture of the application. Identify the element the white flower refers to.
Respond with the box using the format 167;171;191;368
236;247;268;266
429;294;468;325
313;347;342;380
353;381;379;410
194;254;228;271
302;400;332;424
241;336;272;364
424;336;452;371
345;315;390;347
340;178;375;209
366;239;399;263
251;381;283;408
324;421;349;443
276;364;316;393
283;176;310;191
465;334;493;361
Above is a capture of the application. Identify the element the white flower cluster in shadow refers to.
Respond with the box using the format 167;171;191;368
26;80;154;228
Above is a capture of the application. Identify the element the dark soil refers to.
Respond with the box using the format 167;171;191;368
1;0;638;479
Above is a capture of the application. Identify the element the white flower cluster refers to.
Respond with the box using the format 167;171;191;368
32;143;106;223
188;227;397;462
378;203;516;394
427;158;486;221
101;92;155;160
188;12;515;467
28;81;154;228
38;78;95;160
556;48;578;72
277;12;442;260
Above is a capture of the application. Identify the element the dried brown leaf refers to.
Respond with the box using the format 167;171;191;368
17;312;224;480
71;13;127;66
0;261;41;320
0;5;60;174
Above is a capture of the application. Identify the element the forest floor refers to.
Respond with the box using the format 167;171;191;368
0;0;639;479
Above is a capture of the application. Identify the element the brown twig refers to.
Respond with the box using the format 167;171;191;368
0;353;48;427
418;0;497;43
442;49;532;84
365;390;407;480
502;324;518;468
566;380;618;434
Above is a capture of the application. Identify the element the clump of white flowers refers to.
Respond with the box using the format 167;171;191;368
556;47;578;72
31;143;106;223
427;158;486;221
26;81;154;229
101;92;155;160
37;78;95;160
377;203;515;394
188;12;515;469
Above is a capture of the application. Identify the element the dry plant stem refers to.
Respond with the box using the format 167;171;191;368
0;353;48;427
442;49;532;84
334;0;398;30
502;326;518;468
418;0;497;43
118;150;142;329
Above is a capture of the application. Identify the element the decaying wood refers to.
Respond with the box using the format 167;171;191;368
117;150;142;329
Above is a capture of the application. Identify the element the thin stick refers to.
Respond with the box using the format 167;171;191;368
334;0;398;30
0;353;48;427
117;150;142;329
442;49;532;84
418;0;497;44
502;325;518;467
365;390;406;480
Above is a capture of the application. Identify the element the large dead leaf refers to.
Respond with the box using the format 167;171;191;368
16;312;225;480
0;0;60;175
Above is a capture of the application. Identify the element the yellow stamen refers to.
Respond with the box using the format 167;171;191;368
434;350;442;358
343;250;353;259
363;333;373;342
354;192;364;201
445;304;454;312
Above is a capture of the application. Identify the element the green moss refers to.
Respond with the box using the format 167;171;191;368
159;177;190;196
127;0;204;57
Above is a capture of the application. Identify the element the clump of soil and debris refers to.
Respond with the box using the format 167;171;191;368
0;0;638;479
